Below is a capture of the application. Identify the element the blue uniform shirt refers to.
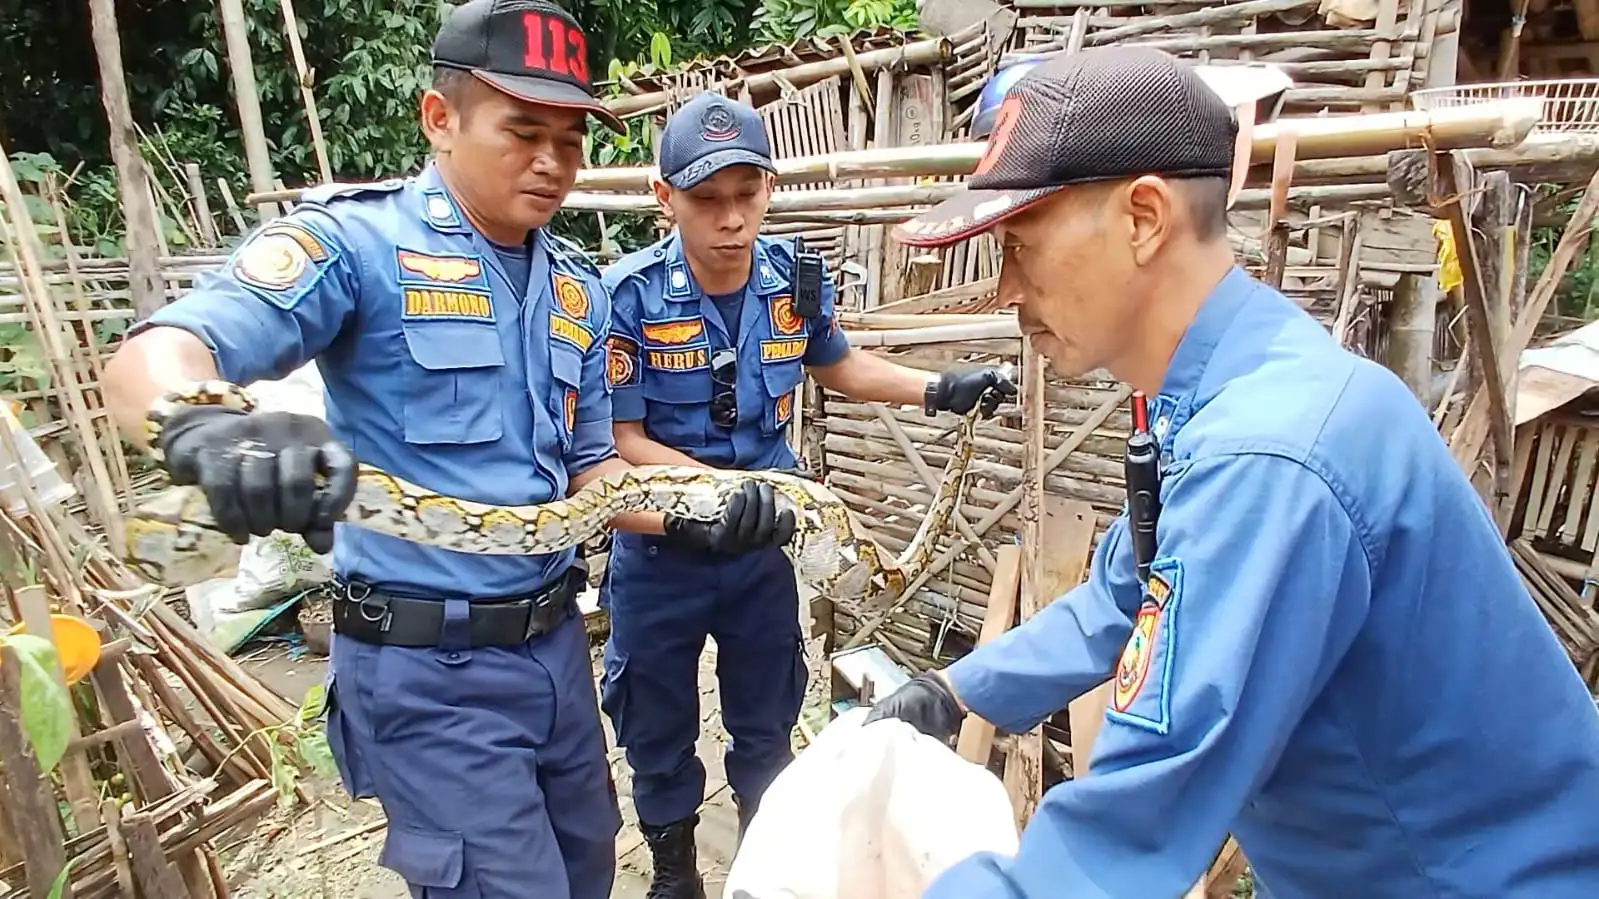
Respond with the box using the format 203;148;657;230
934;266;1599;897
133;163;617;600
602;233;850;469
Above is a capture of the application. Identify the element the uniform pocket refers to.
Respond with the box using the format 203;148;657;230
401;320;505;446
598;643;632;739
761;359;804;436
641;367;713;447
378;824;479;897
550;345;583;452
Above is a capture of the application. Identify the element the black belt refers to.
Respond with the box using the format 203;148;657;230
329;563;585;649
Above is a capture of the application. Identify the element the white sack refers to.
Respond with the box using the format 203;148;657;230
725;707;1019;899
213;363;334;614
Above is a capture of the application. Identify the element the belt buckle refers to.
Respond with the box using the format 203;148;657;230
344;581;393;634
523;582;564;641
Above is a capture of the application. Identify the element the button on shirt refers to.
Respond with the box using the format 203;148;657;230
132;163;617;600
602;234;850;470
932;266;1599;897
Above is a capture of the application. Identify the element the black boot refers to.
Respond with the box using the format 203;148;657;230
734;794;759;844
641;814;705;899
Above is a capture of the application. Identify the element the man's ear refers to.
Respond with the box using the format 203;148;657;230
650;177;675;220
419;90;456;152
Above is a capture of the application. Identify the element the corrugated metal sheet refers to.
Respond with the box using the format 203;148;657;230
598;26;921;95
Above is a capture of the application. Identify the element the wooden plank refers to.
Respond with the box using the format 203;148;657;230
1004;494;1097;827
956;545;1023;764
1537;423;1579;537
123;812;189;899
1525;425;1557;539
1561;429;1599;545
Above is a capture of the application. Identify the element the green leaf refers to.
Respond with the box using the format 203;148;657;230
295;728;338;779
296;683;327;728
0;634;73;773
46;858;74;899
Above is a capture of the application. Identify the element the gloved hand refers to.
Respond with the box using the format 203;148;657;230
663;480;797;555
928;366;1018;418
863;670;965;742
157;405;358;554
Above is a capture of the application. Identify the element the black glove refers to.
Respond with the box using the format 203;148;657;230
663;480;797;555
157;405;358;554
863;671;965;742
928;367;1018;419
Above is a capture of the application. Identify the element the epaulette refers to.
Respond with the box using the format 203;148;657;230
547;232;601;278
602;237;671;288
297;178;407;207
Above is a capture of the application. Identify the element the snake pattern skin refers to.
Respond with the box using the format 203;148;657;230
124;378;999;610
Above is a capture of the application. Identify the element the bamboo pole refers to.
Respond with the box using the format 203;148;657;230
604;37;952;118
247;99;1545;206
0;147;127;550
216;0;279;219
276;0;333;183
84;0;165;320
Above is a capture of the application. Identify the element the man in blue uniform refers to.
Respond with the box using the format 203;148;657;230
600;92;1017;898
866;47;1599;898
102;3;792;898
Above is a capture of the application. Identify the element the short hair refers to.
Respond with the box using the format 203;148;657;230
1175;176;1229;242
432;65;477;111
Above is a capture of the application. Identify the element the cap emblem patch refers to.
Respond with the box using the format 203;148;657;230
701;104;741;142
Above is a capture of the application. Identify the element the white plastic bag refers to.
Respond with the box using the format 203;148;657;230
213;362;334;613
725;707;1019;899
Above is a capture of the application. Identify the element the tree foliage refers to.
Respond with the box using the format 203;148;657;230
0;0;914;256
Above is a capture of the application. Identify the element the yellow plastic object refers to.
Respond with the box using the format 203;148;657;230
3;615;104;685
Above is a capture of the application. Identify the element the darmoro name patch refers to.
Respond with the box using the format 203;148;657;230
402;287;495;321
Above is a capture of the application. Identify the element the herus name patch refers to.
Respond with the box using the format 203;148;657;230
760;338;807;363
549;313;595;352
647;347;710;371
402;287;495;322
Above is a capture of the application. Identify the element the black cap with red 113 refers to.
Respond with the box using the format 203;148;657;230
431;0;625;133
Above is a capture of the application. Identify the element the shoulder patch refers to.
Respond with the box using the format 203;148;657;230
607;334;640;389
1106;557;1183;736
228;220;337;310
298;178;406;207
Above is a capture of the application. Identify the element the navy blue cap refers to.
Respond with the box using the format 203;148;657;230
658;93;777;190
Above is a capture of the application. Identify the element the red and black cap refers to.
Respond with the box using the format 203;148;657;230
895;46;1238;248
432;0;625;133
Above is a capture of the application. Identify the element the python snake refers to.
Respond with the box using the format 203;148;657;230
123;374;1008;609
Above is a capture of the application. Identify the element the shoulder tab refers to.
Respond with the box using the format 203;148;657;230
761;235;796;265
547;232;601;278
297;178;407;207
602;239;669;289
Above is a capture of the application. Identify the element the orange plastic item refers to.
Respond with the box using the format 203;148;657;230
3;614;104;685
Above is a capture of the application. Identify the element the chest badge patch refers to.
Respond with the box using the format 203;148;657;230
554;273;590;320
770;295;805;337
550;313;594;352
398;250;483;285
642;318;706;346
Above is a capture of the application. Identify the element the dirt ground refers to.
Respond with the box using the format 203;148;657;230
217;596;821;899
